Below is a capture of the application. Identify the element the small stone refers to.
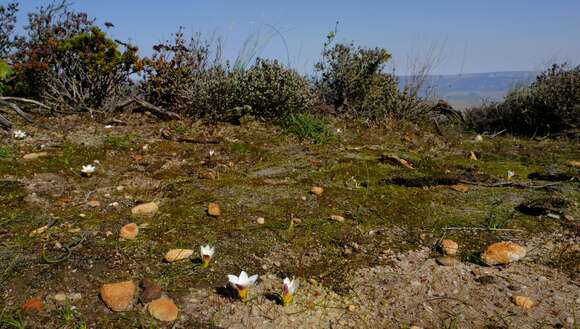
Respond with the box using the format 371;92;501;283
109;202;119;207
300;196;307;201
164;249;194;262
419;233;428;241
310;186;324;196
513;295;534;309
481;242;526;266
52;293;67;302
475;275;496;285
116;186;125;192
474;134;483;142
347;304;356;312
87;200;101;208
22;152;48;160
508;284;521;291
207;203;221;217
100;281;136;312
131;202;158;217
449;184;469;193
330;215;345;222
148;297;179;322
198;170;217;180
21;297;43;313
291;217;301;225
105;231;113;237
119;223;139;240
141;278;162;303
256;217;265;225
436;256;457;266
441;239;459;256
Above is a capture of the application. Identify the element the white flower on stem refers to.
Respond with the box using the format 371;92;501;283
227;271;258;300
81;164;96;177
507;170;515;181
208;149;215;157
282;277;299;306
200;245;215;268
13;130;27;139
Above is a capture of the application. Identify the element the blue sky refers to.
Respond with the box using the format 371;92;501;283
14;0;580;75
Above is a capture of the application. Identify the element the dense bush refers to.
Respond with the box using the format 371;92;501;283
142;32;312;121
466;64;580;135
1;1;139;112
314;32;401;121
240;58;313;119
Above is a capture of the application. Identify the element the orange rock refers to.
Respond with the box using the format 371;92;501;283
87;200;101;208
481;242;526;266
207;203;221;217
100;281;136;312
148;297;179;322
441;239;459;256
21;297;43;313
119;223;139;240
450;184;469;193
310;186;324;196
566;160;580;168
164;249;194;262
513;295;534;309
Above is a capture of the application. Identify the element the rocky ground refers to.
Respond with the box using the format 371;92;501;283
0;114;578;328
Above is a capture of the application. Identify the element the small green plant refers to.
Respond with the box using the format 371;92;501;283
0;313;25;329
105;135;133;149
60;303;75;324
282;113;334;143
0;146;10;158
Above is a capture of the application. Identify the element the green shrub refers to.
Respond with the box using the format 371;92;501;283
143;32;312;121
5;2;139;110
241;58;313;120
282;113;334;143
467;64;580;135
314;31;401;121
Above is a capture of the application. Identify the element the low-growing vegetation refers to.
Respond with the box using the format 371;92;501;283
0;2;579;329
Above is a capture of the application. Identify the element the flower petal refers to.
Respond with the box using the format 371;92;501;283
227;274;238;285
248;274;258;284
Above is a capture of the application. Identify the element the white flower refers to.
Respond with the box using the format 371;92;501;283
200;245;215;268
282;277;299;305
228;271;258;300
208;149;215;157
336;128;342;134
474;134;483;142
507;170;515;180
81;164;96;177
13;130;27;139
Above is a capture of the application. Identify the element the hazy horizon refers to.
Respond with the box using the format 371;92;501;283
13;1;580;75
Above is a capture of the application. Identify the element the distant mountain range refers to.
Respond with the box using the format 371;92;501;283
398;71;538;109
